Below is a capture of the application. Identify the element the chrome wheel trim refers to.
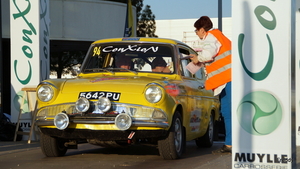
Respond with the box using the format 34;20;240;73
174;118;182;152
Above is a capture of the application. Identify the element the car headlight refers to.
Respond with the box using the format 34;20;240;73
37;85;54;102
145;85;162;103
75;97;90;112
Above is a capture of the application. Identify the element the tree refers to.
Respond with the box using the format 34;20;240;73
105;0;158;37
137;4;158;37
50;51;85;78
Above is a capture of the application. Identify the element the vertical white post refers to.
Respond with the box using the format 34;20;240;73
10;0;49;139
232;0;296;168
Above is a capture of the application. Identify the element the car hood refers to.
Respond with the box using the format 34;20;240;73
61;75;176;95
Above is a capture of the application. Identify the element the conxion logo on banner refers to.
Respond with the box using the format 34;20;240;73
232;0;296;168
11;0;36;85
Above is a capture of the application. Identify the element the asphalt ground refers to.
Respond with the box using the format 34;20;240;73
0;140;232;169
2;141;300;168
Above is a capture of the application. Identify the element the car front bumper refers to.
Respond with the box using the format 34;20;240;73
39;127;169;140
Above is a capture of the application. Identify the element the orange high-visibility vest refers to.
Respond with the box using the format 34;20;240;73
204;29;231;90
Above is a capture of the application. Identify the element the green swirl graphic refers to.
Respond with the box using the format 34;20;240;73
13;91;30;114
237;91;282;135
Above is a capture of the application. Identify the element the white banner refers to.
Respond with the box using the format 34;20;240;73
10;0;49;138
232;0;296;168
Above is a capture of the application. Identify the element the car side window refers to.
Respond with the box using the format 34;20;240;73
194;67;204;80
180;59;192;77
178;48;193;77
178;46;205;80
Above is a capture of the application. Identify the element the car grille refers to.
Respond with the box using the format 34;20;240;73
37;102;163;119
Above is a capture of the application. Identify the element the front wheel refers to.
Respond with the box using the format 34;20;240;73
158;112;184;160
195;113;214;148
40;132;67;157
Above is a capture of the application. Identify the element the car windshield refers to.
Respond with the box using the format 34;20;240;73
82;43;174;74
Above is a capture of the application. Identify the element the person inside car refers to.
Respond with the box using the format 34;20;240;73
151;57;171;73
115;54;132;70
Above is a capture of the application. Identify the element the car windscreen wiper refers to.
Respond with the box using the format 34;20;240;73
84;68;115;75
106;68;138;75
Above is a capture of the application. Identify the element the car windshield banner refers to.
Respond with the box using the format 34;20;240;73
90;43;173;56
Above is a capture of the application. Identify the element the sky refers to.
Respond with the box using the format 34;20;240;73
142;0;232;20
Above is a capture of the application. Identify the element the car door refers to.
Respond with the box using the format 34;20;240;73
193;65;215;135
178;47;206;140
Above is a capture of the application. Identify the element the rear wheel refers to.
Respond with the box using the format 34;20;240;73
158;112;184;160
195;113;214;148
40;133;67;157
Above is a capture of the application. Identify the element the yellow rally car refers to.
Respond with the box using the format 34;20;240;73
35;37;220;160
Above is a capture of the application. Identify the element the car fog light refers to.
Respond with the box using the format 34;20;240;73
97;97;111;112
75;97;90;112
115;113;132;130
54;113;69;130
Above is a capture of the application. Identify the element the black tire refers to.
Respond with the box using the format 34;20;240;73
195;113;214;148
158;112;184;160
40;133;67;157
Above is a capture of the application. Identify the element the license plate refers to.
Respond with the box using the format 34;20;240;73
79;91;121;101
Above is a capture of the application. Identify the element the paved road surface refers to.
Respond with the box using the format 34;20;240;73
0;140;231;169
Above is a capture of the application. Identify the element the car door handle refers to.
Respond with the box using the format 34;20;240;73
198;85;205;90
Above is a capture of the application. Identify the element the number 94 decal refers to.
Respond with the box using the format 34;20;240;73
79;91;121;101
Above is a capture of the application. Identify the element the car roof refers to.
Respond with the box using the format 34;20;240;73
92;37;186;46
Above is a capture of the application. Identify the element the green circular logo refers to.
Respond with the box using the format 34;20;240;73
236;91;282;135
